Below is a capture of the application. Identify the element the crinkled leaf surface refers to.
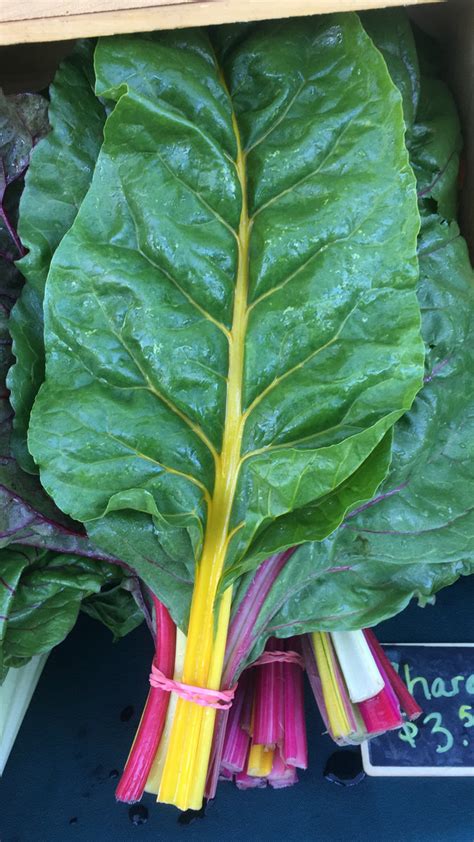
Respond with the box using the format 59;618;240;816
0;545;137;673
362;11;461;218
233;18;474;658
14;41;104;299
410;76;462;221
0;224;116;560
0;88;115;561
0;89;48;283
0;90;48;191
0;459;117;559
361;9;420;130
81;583;144;641
8;41;106;473
30;17;423;628
90;427;394;630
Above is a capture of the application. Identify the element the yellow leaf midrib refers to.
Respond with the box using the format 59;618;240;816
158;69;251;809
179;84;250;683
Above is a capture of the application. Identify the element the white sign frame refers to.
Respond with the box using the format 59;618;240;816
361;643;474;777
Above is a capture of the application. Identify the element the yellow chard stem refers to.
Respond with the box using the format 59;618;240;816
312;633;351;739
187;585;233;805
247;744;274;778
159;81;251;810
145;629;186;796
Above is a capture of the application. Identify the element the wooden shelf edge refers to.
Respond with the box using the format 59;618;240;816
0;0;445;46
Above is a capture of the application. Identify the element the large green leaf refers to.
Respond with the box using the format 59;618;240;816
7;41;106;473
362;11;461;218
233;215;474;668
29;17;423;626
0;76;108;560
233;16;474;657
0;545;135;673
361;9;420;130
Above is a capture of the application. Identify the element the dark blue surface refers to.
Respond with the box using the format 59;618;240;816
2;575;474;842
368;645;474;768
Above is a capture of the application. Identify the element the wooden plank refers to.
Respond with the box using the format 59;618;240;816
0;0;201;25
0;0;445;46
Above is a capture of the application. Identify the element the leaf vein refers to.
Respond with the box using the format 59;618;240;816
250;111;359;219
152;146;239;241
89;283;219;464
245;81;306;155
249;195;388;311
118;181;232;341
243;297;362;421
107;432;211;504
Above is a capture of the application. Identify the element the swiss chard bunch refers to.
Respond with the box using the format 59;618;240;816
1;9;473;811
26;15;424;808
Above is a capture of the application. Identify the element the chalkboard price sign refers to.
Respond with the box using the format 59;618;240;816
362;644;474;776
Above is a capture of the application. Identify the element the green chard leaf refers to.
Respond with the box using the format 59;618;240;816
0;545;141;674
29;17;424;628
242;214;474;645
7;40;106;473
364;10;462;218
0;75;110;561
232;13;474;654
361;9;420;130
1;232;116;560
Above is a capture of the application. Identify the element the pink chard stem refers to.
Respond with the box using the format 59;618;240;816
358;683;402;734
282;638;307;769
221;671;251;774
116;596;176;802
206;549;295;798
268;748;298;789
364;629;422;720
235;771;267;790
253;637;285;747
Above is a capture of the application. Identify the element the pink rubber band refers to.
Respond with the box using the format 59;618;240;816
252;650;305;669
149;664;236;710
